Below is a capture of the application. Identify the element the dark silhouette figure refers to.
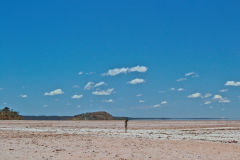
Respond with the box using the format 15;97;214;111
124;118;128;133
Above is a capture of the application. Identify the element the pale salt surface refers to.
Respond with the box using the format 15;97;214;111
1;121;240;160
0;126;239;143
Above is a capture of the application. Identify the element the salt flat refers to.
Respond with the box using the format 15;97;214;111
0;120;240;160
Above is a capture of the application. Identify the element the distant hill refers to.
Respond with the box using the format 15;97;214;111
0;107;23;120
73;111;114;120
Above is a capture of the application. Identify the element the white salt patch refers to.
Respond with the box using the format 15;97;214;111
0;127;239;144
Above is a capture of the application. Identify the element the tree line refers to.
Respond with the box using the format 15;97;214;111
0;107;23;120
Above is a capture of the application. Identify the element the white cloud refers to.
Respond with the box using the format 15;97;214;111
72;94;83;99
104;99;113;103
153;101;167;108
177;72;199;82
185;72;195;77
136;94;142;97
177;88;184;92
44;89;64;96
102;65;148;76
128;66;148;73
139;100;144;103
161;101;168;104
78;72;83;75
219;89;228;93
128;78;145;85
170;88;175;91
225;81;240;87
153;104;161;108
84;82;94;90
20;94;28;98
176;77;187;82
204;101;212;105
84;81;106;90
95;82;106;88
92;88;114;96
103;67;128;76
185;72;199;78
219;98;230;103
188;92;202;98
192;74;200;78
213;94;223;100
203;93;212;98
213;94;230;103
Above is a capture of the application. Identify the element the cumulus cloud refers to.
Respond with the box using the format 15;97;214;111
188;93;202;98
203;93;212;98
185;72;195;77
44;89;64;96
177;72;199;82
170;88;184;91
84;82;95;90
213;94;230;103
20;94;28;98
161;101;168;104
128;66;148;73
78;72;83;75
92;88;114;96
136;94;142;97
177;88;184;92
84;81;106;90
102;65;148;76
139;100;144;103
95;82;106;88
219;98;231;103
176;77;187;82
225;81;240;87
204;101;212;105
103;67;128;76
72;94;83;99
219;89;228;93
153;101;167;108
185;72;199;78
104;99;113;103
213;94;223;100
128;78;145;85
153;104;161;108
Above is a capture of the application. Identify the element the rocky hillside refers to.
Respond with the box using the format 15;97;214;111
73;111;114;120
0;107;23;120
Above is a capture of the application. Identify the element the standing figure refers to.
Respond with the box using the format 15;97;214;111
124;118;128;133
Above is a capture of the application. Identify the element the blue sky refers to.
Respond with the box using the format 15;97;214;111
0;0;240;118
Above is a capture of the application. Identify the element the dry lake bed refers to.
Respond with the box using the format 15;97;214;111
0;120;240;160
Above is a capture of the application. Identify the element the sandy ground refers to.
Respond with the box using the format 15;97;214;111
0;120;240;160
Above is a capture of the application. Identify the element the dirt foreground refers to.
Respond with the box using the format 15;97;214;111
0;120;240;160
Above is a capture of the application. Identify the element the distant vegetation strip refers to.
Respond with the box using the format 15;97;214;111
0;108;226;120
0;107;23;120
